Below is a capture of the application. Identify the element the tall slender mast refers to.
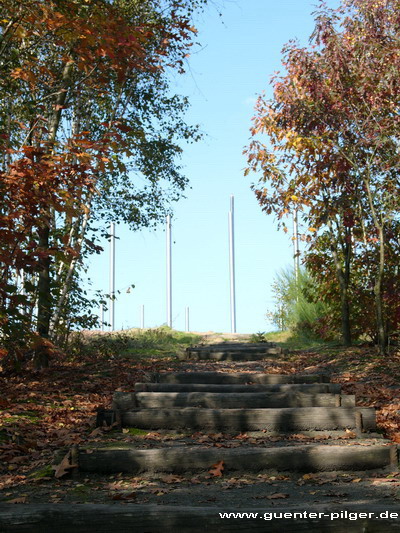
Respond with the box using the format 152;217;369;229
109;222;115;331
293;209;300;283
229;195;237;333
166;215;172;328
100;303;104;331
185;306;190;332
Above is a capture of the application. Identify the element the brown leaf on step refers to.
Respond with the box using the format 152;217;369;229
111;491;136;500
53;450;78;479
88;427;103;438
144;432;161;440
6;497;27;504
314;434;330;441
372;478;400;485
162;474;182;484
149;488;167;496
102;421;119;432
208;460;224;477
352;478;362;483
267;493;289;499
342;429;356;439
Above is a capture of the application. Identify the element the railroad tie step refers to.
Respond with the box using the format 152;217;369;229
188;342;277;350
3;503;400;533
117;407;376;432
183;349;285;361
144;372;331;385
112;391;355;410
76;443;398;474
133;382;342;394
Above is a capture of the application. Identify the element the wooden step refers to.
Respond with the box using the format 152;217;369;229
146;372;330;384
134;382;342;394
120;407;376;432
77;443;396;474
3;503;400;533
183;349;284;361
113;391;355;410
189;342;276;350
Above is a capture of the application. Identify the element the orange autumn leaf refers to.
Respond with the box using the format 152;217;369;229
208;460;224;477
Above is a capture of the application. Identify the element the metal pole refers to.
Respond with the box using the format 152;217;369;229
109;222;115;331
141;305;145;329
100;303;104;331
229;195;237;333
293;209;300;283
185;307;189;332
166;215;172;328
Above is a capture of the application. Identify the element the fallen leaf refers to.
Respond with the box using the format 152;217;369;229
6;497;27;504
149;489;167;496
162;475;182;484
208;460;224;477
88;428;103;438
372;478;400;485
144;432;161;440
267;493;289;499
53;450;78;479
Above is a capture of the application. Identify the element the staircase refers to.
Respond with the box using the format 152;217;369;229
3;341;400;532
90;358;395;475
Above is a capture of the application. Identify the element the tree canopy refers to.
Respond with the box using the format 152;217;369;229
0;0;208;367
246;0;400;353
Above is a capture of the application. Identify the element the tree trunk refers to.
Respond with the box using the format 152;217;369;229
34;61;74;368
363;178;387;355
327;217;352;347
340;283;352;347
375;226;387;355
35;218;51;368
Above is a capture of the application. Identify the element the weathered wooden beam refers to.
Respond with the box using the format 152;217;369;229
77;444;394;474
121;407;376;432
145;372;331;385
184;350;284;361
2;503;400;533
134;383;342;394
190;342;276;350
113;392;355;410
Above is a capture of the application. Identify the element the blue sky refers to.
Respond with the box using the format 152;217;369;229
85;0;339;334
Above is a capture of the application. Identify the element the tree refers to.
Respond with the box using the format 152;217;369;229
0;0;208;368
245;0;400;353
